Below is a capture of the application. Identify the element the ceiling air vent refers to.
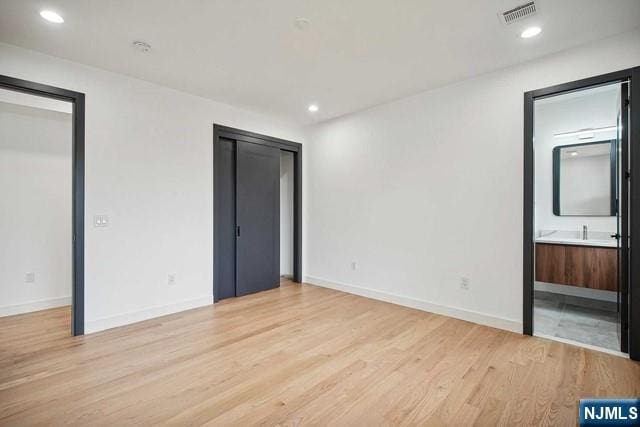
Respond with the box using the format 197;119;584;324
500;1;537;25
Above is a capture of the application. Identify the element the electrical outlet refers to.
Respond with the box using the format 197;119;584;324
168;273;176;286
351;261;357;271
25;272;35;283
460;276;470;290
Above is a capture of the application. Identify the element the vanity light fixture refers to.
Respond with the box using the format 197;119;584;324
578;132;595;140
569;151;578;156
40;10;64;23
553;125;617;139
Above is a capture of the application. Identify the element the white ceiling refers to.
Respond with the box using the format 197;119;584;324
0;0;639;125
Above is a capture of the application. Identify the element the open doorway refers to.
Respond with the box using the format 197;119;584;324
280;151;294;281
0;75;85;336
532;83;622;352
523;67;640;360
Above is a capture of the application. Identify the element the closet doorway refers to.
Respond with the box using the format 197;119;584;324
213;125;302;301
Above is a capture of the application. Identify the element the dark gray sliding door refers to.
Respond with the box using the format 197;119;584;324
215;137;237;300
235;141;280;296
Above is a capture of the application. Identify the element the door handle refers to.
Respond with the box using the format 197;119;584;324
237;226;241;237
611;233;621;239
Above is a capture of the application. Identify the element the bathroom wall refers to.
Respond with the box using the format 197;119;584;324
534;85;619;235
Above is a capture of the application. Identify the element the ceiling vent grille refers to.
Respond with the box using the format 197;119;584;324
500;2;537;24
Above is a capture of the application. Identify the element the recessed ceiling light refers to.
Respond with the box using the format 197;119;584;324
308;104;319;112
521;26;541;38
40;10;64;23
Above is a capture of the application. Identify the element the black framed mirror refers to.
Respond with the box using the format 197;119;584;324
552;140;616;216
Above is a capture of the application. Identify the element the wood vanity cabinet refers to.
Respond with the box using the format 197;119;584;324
535;243;617;291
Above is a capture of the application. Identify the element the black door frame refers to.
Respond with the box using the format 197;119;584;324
0;74;85;336
213;124;302;302
523;66;640;360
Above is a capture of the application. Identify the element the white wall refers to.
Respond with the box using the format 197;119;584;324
0;42;305;333
304;29;640;332
0;88;72;113
534;87;618;234
280;151;294;277
0;100;72;316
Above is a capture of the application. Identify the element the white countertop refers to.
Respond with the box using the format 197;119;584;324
535;236;616;248
535;230;616;248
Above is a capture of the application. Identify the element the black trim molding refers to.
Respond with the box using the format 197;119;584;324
523;67;640;360
0;74;85;335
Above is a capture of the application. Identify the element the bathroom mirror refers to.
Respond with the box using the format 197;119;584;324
552;140;616;216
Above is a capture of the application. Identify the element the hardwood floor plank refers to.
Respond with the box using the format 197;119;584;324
0;281;638;426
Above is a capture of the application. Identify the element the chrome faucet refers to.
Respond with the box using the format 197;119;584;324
582;225;588;240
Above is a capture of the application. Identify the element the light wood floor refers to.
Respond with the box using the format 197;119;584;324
1;282;639;426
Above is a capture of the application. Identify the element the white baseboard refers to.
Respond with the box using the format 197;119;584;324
304;275;522;334
85;295;212;334
0;296;71;317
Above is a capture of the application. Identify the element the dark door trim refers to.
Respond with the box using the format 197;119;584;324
523;66;640;360
213;124;302;302
0;74;85;336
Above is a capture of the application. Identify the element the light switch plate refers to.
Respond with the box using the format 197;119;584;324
94;215;109;227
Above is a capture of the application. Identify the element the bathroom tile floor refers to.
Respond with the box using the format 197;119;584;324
534;289;619;351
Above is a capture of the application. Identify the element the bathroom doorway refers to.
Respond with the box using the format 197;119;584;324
523;67;640;359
